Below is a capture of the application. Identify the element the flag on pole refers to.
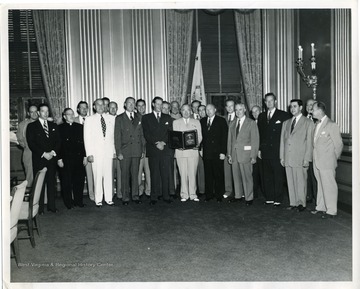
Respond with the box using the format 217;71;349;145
190;41;206;105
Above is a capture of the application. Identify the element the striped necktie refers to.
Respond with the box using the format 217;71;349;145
43;120;49;138
291;118;296;133
101;115;106;137
157;113;160;123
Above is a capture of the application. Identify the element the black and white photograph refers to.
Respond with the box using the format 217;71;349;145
1;0;359;288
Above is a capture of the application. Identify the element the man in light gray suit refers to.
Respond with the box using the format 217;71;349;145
311;101;343;218
173;104;202;202
74;100;95;201
280;99;314;212
227;103;259;206
115;97;145;205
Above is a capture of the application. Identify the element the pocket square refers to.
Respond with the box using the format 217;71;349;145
139;121;141;125
165;122;169;125
321;131;326;135
275;120;281;124
52;128;55;131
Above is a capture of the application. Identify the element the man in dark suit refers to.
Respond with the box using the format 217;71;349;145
115;97;145;205
258;92;291;206
305;98;317;203
57;108;87;209
200;104;228;202
251;105;264;199
26;103;61;214
142;97;174;205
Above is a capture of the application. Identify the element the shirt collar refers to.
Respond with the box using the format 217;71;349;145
153;111;161;118
39;118;46;126
126;110;134;119
293;114;302;122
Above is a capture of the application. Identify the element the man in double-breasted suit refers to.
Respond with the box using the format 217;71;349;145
84;98;116;207
115;97;145;205
142;97;174;205
58;108;87;209
26;103;61;214
227;103;259;205
74;100;95;202
258;92;291;206
173;104;203;202
200;104;228;202
311;101;343;218
223;99;236;199
280;99;314;212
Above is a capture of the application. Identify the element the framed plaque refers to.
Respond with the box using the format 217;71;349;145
168;130;198;150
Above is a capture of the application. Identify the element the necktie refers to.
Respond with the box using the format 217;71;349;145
207;118;211;130
267;111;271;123
314;119;322;140
291;118;296;133
228;115;231;124
43;120;49;138
83;117;86;123
130;113;134;122
236;119;240;138
157;113;160;123
101;115;106;137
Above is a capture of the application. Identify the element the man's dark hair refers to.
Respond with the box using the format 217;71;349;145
38;103;49;110
290;99;303;107
264;92;277;101
314;101;326;113
191;100;201;106
102;97;110;102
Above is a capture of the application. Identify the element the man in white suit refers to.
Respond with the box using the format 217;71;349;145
227;103;259;205
84;98;116;207
280;99;314;212
311;101;343;218
173;104;203;202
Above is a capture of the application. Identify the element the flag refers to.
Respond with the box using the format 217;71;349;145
190;41;206;105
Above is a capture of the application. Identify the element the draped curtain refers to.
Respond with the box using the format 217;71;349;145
33;10;67;123
234;10;263;110
166;10;194;105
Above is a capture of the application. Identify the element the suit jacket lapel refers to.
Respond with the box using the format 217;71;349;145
291;116;303;135
315;117;328;143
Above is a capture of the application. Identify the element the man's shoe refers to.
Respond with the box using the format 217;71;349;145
150;200;157;205
264;201;274;205
96;203;102;208
297;205;306;212
47;209;59;213
286;206;297;210
246;200;253;206
205;198;213;202
229;198;241;203
273;202;281;207
106;201;115;206
192;198;200;202
122;201;129;206
311;210;325;215
181;198;188;202
322;213;336;219
134;200;142;204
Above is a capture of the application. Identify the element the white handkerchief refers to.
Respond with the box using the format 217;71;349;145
275;120;281;124
139;121;141;125
244;146;251;151
321;131;326;135
165;122;169;125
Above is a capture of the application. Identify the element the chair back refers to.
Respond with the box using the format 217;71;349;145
10;180;28;243
30;167;47;217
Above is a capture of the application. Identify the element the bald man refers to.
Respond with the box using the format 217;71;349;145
200;104;228;202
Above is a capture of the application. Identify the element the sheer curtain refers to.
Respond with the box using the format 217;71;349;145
234;10;263;109
166;10;194;105
33;10;67;123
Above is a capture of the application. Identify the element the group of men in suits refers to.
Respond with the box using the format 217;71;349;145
21;93;343;219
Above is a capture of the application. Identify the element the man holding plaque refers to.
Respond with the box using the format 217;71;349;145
173;104;202;202
200;104;228;202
